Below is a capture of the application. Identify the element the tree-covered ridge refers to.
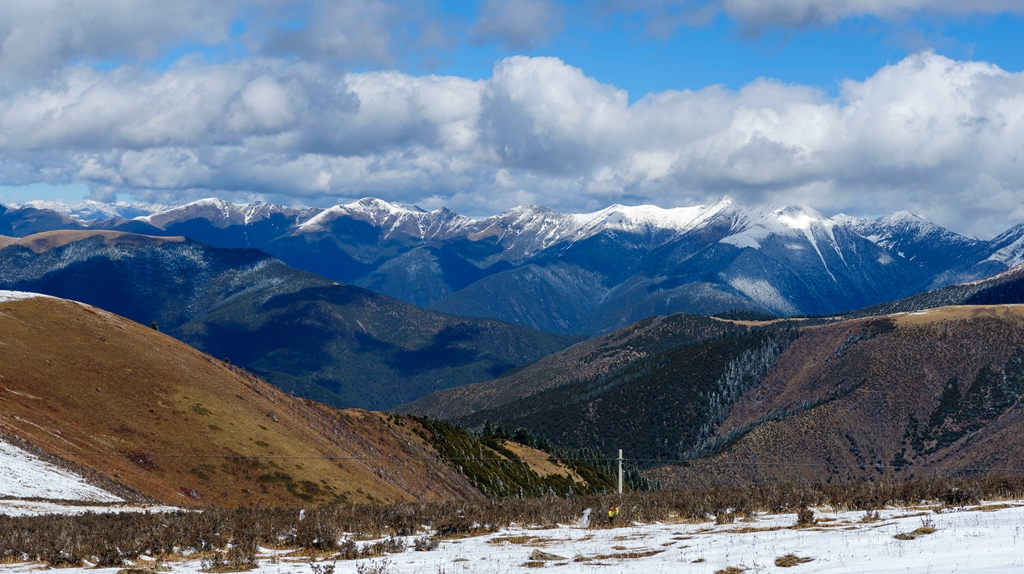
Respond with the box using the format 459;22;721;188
455;325;800;464
411;417;648;498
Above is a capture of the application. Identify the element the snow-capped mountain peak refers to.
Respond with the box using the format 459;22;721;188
984;224;1024;268
572;196;734;236
23;199;167;221
137;198;320;229
721;204;836;250
297;197;471;240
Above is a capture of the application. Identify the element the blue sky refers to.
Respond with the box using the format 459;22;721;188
423;7;1024;98
1;1;1024;236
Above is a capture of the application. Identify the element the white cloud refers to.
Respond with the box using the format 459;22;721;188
599;0;1024;32
470;0;564;49
1;52;1024;236
262;0;409;65
0;0;234;80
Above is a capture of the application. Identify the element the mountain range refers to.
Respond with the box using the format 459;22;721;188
8;196;1024;335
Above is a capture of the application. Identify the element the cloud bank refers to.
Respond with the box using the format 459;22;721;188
2;51;1023;236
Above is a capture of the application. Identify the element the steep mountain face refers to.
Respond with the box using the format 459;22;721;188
416;304;1024;485
839;210;997;288
654;306;1024;486
0;293;482;507
8;196;1024;334
848;261;1024;318
0;231;574;410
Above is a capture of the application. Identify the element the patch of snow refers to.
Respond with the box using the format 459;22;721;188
0;500;180;518
0;439;121;503
985;235;1024;268
727;277;798;315
0;290;53;303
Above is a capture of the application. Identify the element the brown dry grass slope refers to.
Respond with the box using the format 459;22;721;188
0;295;481;507
0;230;185;252
654;305;1024;487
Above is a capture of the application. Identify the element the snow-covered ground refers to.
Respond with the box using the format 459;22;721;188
3;502;1023;573
0;439;121;503
0;500;182;517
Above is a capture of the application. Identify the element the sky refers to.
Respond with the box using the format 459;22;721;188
1;1;1024;237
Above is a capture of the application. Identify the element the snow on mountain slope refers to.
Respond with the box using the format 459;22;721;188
719;204;851;282
984;225;1024;268
24;200;168;221
139;198;319;229
297;197;471;240
461;196;736;261
840;210;980;259
721;204;837;250
571;196;734;237
0;439;121;502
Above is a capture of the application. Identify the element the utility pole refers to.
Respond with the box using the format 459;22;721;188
618;449;623;494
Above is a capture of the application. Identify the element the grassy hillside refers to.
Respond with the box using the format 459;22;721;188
0;294;489;507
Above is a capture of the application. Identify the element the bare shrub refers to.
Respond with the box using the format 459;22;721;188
381;536;405;554
414;536;439;551
859;510;881;523
355;558;391;574
775;554;813;567
795;506;816;527
309;561;336;574
335;540;359;560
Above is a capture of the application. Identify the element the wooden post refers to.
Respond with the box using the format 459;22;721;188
618;449;623;494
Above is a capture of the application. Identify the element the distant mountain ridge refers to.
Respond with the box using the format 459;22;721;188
7;196;1024;334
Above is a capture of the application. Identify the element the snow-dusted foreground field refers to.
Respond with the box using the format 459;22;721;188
3;502;1024;573
3;434;1023;572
